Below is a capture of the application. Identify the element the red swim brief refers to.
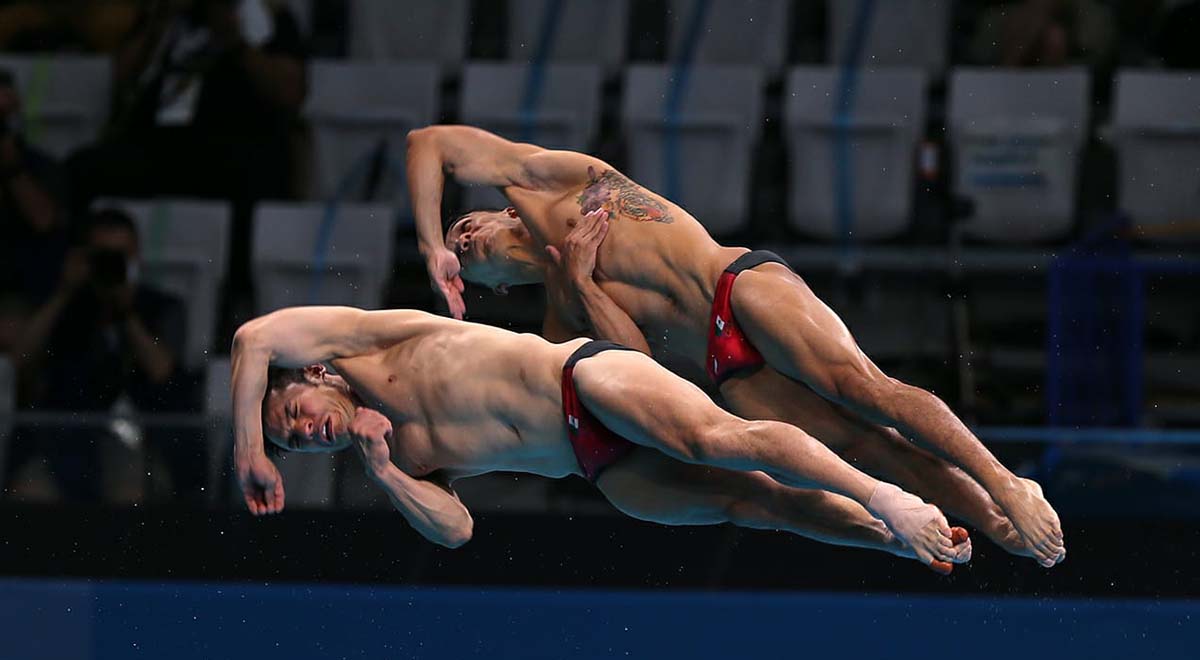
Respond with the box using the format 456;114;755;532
705;250;791;386
560;340;639;482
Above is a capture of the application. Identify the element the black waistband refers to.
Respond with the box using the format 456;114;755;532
725;250;790;275
564;340;637;370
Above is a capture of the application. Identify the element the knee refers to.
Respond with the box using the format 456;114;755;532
688;418;776;466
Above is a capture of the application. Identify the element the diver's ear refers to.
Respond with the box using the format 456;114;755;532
492;283;510;296
505;206;518;218
302;364;327;384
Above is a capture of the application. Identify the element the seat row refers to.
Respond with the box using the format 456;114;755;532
299;0;948;74
5;52;1197;242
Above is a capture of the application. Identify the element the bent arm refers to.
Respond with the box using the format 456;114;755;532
372;468;474;548
406;125;543;255
566;281;651;354
231;306;430;455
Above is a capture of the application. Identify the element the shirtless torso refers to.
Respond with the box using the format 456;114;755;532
502;155;742;363
329;317;586;480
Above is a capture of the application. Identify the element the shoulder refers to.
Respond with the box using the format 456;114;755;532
519;150;613;191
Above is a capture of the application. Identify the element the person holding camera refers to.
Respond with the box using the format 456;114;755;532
6;208;190;501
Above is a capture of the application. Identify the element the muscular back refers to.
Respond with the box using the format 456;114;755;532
331;318;586;478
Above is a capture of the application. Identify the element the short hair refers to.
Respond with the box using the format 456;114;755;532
444;208;507;233
260;366;308;455
86;208;140;242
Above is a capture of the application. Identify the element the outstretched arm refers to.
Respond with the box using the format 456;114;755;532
231;306;434;513
352;408;474;548
545;209;651;354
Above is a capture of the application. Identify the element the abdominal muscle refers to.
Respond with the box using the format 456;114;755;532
334;331;586;479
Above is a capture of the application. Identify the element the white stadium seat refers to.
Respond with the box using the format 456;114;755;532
622;65;764;236
252;202;395;315
1111;70;1200;241
305;60;440;209
0;54;110;159
785;67;927;240
948;68;1090;242
97;199;231;371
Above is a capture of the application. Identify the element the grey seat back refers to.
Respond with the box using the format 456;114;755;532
829;0;949;75
666;0;789;72
948;68;1089;242
305;60;440;210
507;0;629;70
252;202;395;315
0;55;110;158
622;65;764;236
1112;70;1200;241
346;0;468;67
785;67;927;239
459;62;603;209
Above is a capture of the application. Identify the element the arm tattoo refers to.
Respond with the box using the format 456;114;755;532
576;166;673;224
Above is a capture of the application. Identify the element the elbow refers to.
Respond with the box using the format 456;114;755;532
438;516;474;549
407;126;438;149
231;321;265;355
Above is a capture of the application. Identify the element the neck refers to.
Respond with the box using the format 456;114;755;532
504;243;550;285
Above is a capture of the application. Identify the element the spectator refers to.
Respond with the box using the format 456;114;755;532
0;67;70;303
67;0;307;295
968;0;1116;68
6;208;199;502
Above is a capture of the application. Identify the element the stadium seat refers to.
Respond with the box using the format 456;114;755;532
507;0;629;70
459;62;604;209
666;0;789;71
784;66;927;240
346;0;468;67
948;68;1090;242
1111;70;1200;242
828;0;949;75
0;54;110;159
622;65;764;236
251;202;395;315
97;199;232;371
305;60;440;209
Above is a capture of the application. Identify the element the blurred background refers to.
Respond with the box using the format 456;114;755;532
0;1;1197;658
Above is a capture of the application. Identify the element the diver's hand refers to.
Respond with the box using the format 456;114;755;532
236;449;285;516
350;407;394;479
546;208;610;288
425;247;466;320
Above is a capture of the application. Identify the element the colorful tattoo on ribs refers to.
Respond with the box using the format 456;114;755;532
576;166;673;224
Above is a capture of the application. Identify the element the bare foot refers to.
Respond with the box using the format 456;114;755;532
995;477;1065;568
868;483;965;571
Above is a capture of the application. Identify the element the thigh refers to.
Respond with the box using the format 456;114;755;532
729;265;885;401
571;349;735;463
720;365;873;451
595;447;769;525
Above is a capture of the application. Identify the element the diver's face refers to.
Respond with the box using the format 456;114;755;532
444;208;532;290
263;374;356;453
